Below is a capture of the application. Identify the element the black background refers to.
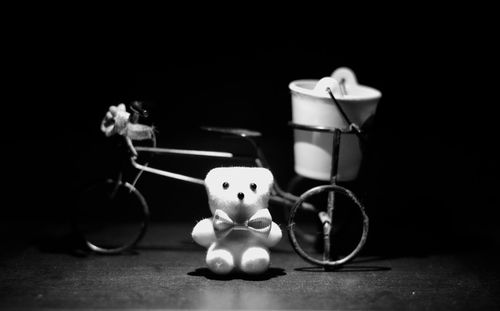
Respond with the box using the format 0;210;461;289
3;10;498;256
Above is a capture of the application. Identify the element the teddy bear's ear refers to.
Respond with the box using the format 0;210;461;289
204;168;220;190
257;167;274;193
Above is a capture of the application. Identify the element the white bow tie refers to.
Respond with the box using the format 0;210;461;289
213;209;272;239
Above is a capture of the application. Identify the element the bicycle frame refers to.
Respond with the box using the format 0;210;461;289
126;127;313;211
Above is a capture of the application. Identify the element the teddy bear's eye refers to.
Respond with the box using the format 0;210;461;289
250;183;257;191
222;182;229;189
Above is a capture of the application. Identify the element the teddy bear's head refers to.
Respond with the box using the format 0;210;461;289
204;167;274;223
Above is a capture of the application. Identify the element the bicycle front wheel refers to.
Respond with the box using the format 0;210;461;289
75;179;149;254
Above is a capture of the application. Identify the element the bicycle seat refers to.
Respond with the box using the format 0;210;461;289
201;126;262;138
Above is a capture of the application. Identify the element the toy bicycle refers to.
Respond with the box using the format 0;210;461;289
76;94;369;269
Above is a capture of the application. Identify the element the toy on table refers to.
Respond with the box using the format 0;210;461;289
191;167;282;275
81;67;378;270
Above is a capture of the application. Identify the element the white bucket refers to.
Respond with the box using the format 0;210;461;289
289;67;381;181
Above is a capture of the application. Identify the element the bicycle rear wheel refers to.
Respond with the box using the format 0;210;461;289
75;179;149;254
288;184;369;268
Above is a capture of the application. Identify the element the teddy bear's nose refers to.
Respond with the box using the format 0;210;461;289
237;192;245;200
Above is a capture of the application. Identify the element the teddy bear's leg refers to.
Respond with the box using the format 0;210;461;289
206;244;235;275
240;246;270;274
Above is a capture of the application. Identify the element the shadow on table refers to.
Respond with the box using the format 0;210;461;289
36;233;204;257
188;267;286;281
37;231;96;257
293;255;392;272
295;265;391;272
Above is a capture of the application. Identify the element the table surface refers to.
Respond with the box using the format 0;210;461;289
1;222;499;310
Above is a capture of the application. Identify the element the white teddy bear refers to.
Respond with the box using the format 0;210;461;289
191;167;282;275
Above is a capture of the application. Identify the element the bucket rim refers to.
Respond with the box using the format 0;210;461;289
289;79;382;101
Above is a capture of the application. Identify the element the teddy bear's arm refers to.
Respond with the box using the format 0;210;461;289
263;221;282;247
191;218;217;248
